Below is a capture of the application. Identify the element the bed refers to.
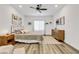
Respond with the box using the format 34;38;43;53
15;34;43;44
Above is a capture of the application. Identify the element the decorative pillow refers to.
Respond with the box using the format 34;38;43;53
0;45;14;54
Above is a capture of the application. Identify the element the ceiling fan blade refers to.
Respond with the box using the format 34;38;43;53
30;7;36;9
40;8;47;10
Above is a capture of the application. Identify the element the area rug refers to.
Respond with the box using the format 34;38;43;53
42;36;62;44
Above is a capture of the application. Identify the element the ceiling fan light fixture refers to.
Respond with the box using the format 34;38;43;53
30;4;47;13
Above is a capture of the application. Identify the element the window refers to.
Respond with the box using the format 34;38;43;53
34;21;45;31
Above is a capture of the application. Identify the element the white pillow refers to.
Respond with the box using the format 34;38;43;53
22;29;30;33
0;45;14;54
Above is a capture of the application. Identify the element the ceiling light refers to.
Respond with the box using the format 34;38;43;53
18;5;22;8
54;5;58;8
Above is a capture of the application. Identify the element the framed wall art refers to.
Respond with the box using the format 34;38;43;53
56;16;65;25
11;14;23;33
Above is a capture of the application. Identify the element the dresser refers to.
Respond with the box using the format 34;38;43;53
0;34;15;46
52;29;65;42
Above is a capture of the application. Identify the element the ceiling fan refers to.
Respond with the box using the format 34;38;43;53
30;4;47;13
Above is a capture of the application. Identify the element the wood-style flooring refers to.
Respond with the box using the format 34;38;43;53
14;36;79;54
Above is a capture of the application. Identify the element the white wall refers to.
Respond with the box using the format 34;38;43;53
23;16;54;35
0;5;54;35
0;5;24;34
53;5;79;50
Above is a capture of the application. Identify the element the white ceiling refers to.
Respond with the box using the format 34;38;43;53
11;4;65;16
